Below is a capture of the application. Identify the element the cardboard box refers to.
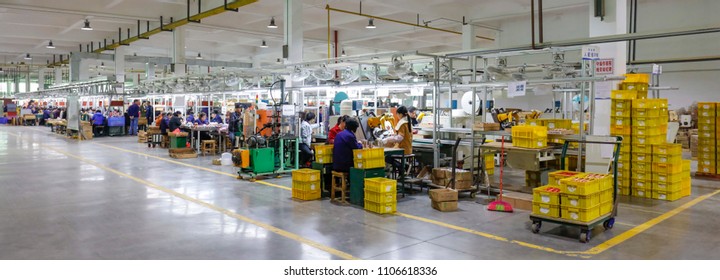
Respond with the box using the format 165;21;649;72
432;168;448;179
455;169;473;181
417;166;431;180
473;122;500;131
431;201;458;212
429;188;458;202
455;180;473;190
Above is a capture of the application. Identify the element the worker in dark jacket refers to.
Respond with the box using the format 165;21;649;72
168;111;183;132
332;119;363;173
158;112;169;135
127;99;141;136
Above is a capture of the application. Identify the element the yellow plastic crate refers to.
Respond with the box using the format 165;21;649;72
364;177;397;193
612;99;633;110
616;168;629;180
612;109;632;117
582;174;612;191
652;190;683;201
632;179;651;190
364;190;397;204
698;131;715;138
618;177;631;189
316;154;333;164
600;189;613;204
697;163;716;174
292;180;321;192
611;90;639;100
698;109;717;118
611;116;633;126
632;186;652;198
533;202;560;218
697;139;716;149
618;152;630;162
698;123;715;132
533;186;562;205
633;117;661;127
620;82;649;92
698;144;716;153
633;108;661;118
632;144;653;154
624;73;650;83
697;117;716;125
652;172;683;184
682;160;691;172
292;169;321;182
610;125;632;135
698;152;716;161
314;144;334;156
632;161;651;172
513;137;547;149
632;152;652;163
353;147;385;160
699;158;715;166
354;157;385;169
620;140;632;152
561;205;601;222
292;188;321;201
526;119;544;126
681;178;691;197
600;202;613;215
632;135;664;145
653;154;682;165
572;122;589;133
653;143;682;155
633;126;663;136
511;125;548;138
654;181;682;193
631;171;652;181
632;99;657;109
559;177;602;195
619;187;631;196
561;192;600;209
653;162;683;174
544;119;572;129
617;159;631;170
364;200;396;214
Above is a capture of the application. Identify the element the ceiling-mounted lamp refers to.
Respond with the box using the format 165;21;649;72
366;18;376;29
24;53;32;60
267;17;277;29
46;41;56;49
197;53;203;60
341;49;347;57
260;40;268;48
81;19;93;31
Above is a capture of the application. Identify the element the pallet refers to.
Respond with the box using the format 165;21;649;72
169;148;197;159
694;172;720;180
170;152;198;159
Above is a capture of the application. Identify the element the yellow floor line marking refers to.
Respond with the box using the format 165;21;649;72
583;189;720;255
7;132;357;260
93;142;292;191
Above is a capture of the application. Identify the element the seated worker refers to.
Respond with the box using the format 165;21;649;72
327;115;348;144
155;112;164;127
408;106;419;126
158;112;169;135
194;112;209;125
300;112;321;167
380;105;413;155
169;111;183;132
91;110;105;136
210;110;223;124
332;119;363;173
186;109;195;124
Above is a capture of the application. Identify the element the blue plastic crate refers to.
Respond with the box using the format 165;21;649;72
107;117;125;127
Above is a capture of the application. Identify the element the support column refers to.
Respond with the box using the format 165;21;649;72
589;0;627;135
284;0;303;63
70;55;90;82
38;69;46;90
115;46;126;93
54;67;63;85
25;71;30;92
462;24;476;50
172;26;187;75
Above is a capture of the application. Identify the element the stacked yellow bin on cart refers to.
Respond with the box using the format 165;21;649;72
363;177;397;214
532;172;613;222
353;147;385;169
652;144;687;201
696;102;717;175
291;169;322;200
511;125;548;149
314;144;333;164
532;171;582;218
630;98;668;198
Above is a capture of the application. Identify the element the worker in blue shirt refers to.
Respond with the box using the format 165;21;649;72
91;110;105;136
194;112;209;125
210;110;223;124
126;99;141;136
332;119;363;173
186;109;195;124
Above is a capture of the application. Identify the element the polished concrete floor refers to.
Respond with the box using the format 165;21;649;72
1;126;719;260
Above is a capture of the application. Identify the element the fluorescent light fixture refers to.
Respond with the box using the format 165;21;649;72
46;41;55;49
81;19;93;31
267;17;277;28
260;40;268;48
24;53;32;60
197;53;203;60
366;18;376;29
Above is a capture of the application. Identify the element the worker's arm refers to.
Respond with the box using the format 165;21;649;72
381;130;406;146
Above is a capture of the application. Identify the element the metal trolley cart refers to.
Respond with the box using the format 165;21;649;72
529;136;622;243
147;126;162;148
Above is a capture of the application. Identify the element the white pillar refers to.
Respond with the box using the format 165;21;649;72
284;0;303;63
462;24;476;50
115;46;126;93
173;26;187;75
78;59;90;82
54;67;63;85
589;0;627;135
37;69;45;90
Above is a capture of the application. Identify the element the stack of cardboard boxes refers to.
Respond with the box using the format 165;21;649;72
429;188;458;212
431;168;473;190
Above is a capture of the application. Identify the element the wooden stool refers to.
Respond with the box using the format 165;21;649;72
161;135;170;148
201;140;217;156
331;171;349;204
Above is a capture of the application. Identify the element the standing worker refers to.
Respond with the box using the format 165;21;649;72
300;112;321;167
127;99;141;136
228;104;242;147
332;119;363;173
145;102;154;127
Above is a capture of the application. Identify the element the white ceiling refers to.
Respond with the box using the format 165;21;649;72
0;0;587;69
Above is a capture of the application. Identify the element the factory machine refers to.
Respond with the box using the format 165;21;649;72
232;79;300;181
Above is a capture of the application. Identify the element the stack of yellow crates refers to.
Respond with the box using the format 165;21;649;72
651;144;687;201
610;88;640;194
697;102;717;175
363;177;397;214
511;125;548;149
353;147;385;169
291;169;322;200
314;144;333;164
532;172;612;222
631;98;668;198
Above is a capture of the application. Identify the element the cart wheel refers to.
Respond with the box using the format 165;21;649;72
470;192;477;198
580;231;591;243
603;218;615;230
531;222;541;234
147;144;151;148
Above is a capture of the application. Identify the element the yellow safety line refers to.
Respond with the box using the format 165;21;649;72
583;189;720;255
7;132;357;260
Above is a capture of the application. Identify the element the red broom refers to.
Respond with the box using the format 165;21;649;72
488;135;513;212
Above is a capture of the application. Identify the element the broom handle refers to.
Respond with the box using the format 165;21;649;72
499;135;504;201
